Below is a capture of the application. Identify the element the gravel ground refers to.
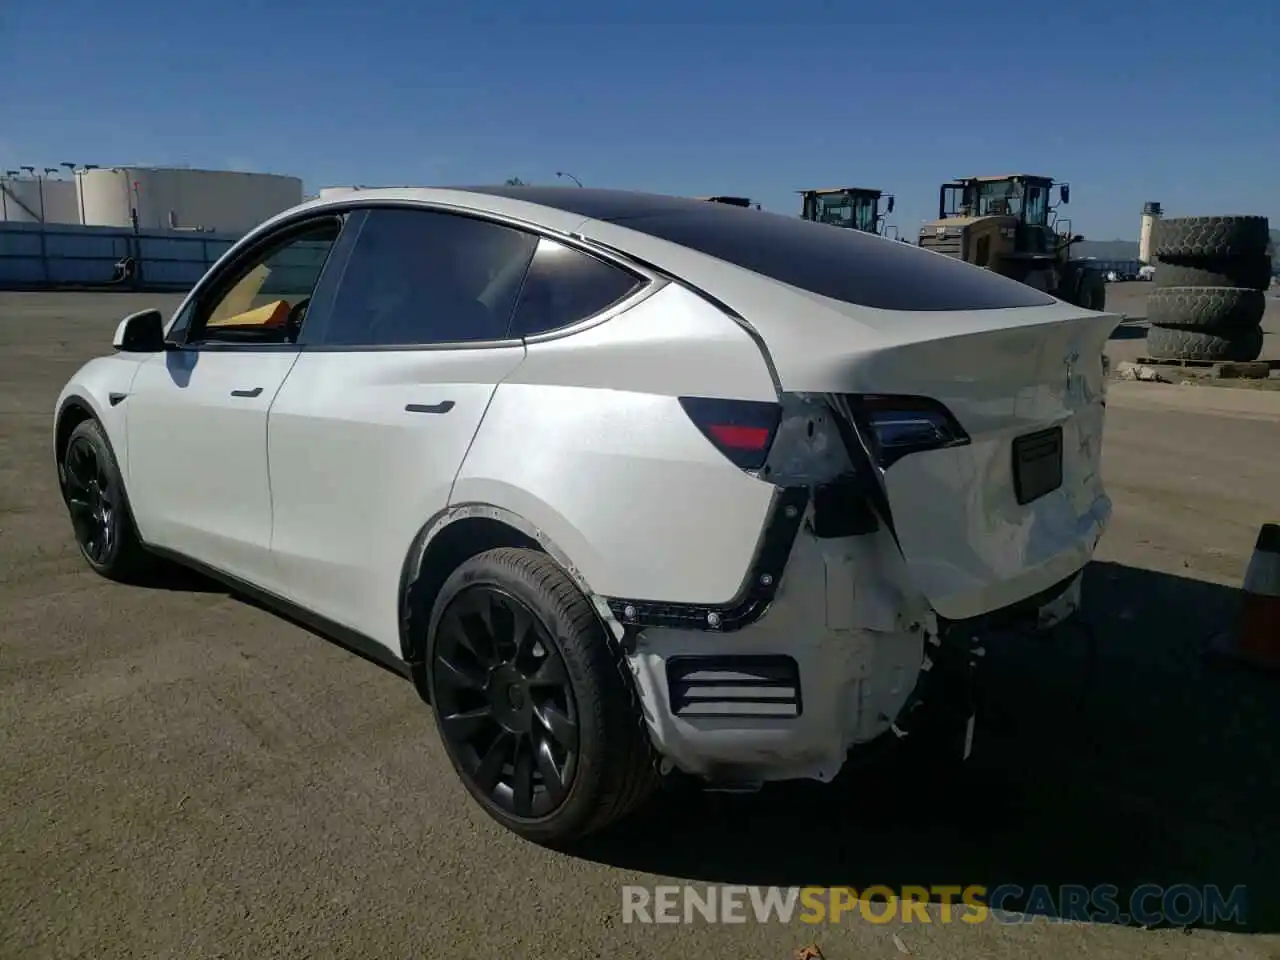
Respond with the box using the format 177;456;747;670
2;291;1279;960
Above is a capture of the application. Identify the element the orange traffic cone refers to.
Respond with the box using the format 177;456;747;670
1212;524;1280;669
1237;523;1280;668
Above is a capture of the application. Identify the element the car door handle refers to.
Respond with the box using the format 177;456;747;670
405;401;455;415
230;387;263;398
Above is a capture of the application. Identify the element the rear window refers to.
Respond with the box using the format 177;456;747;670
614;209;1057;311
462;187;1056;311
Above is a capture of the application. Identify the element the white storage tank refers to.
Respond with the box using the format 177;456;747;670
1139;201;1162;265
78;167;303;232
1;176;79;223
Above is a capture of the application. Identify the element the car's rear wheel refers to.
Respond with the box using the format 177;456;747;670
58;419;152;582
426;547;657;845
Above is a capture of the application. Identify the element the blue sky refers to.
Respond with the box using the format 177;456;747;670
2;0;1275;239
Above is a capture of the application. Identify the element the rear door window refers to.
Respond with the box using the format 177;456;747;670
311;207;539;347
509;238;645;338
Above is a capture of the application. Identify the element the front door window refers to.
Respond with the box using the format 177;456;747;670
180;219;343;346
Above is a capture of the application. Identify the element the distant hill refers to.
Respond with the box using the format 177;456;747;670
1075;239;1138;260
1075;228;1277;263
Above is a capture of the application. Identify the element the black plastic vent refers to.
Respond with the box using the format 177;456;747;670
666;655;802;719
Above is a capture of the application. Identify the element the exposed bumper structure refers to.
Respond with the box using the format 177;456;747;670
625;518;1090;785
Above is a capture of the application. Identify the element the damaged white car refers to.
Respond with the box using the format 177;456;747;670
54;187;1117;844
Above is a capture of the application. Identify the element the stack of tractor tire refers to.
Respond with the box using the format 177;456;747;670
1145;216;1271;363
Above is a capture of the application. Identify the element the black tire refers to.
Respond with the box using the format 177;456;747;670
57;419;153;582
425;547;658;845
1145;286;1266;332
1145;324;1264;363
1154;255;1272;291
1078;270;1106;311
1152;216;1270;260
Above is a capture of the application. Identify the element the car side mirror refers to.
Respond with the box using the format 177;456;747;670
112;308;167;353
1060;185;1070;204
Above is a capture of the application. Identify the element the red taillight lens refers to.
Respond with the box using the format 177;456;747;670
679;396;781;471
707;424;772;450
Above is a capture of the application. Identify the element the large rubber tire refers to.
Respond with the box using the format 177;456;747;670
1152;216;1270;260
1154;255;1272;291
1145;324;1264;363
425;547;658;845
1077;269;1106;311
1145;286;1266;332
57;419;154;583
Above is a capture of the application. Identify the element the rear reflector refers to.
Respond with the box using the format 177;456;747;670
708;424;772;450
679;396;781;471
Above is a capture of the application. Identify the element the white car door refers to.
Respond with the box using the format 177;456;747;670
124;214;350;591
267;207;541;652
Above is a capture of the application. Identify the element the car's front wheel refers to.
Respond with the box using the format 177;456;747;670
58;418;152;582
426;547;658;845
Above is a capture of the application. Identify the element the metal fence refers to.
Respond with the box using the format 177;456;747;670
0;222;241;292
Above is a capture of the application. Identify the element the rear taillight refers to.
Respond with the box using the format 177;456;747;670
678;396;781;471
851;395;969;468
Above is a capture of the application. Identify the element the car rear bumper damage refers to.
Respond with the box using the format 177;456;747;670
620;510;1093;786
599;387;1107;786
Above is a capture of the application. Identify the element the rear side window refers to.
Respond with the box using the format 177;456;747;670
317;208;538;347
603;207;1058;311
510;238;645;337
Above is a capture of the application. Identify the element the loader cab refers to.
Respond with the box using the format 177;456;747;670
932;174;1073;264
923;173;1100;309
799;187;895;235
938;175;1063;228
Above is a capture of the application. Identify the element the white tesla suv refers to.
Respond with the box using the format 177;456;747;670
54;187;1118;844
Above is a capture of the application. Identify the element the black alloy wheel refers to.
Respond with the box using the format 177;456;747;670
58;418;152;582
61;433;119;566
431;584;580;821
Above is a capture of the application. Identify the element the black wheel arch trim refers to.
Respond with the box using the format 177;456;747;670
397;490;815;660
601;485;810;633
55;392;97;439
397;502;630;667
55;392;109;482
54;393;143;522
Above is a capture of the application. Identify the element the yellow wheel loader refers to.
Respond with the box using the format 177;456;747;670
917;174;1105;310
799;187;900;238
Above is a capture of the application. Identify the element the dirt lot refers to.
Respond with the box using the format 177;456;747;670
2;292;1279;960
